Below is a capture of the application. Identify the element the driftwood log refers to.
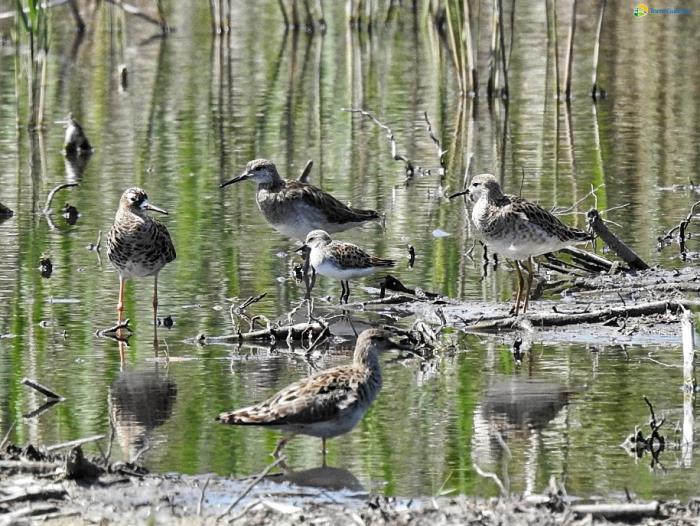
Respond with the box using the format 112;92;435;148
462;299;700;332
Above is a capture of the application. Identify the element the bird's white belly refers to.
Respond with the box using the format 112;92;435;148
119;260;161;279
310;255;377;280
281;406;367;438
484;235;565;261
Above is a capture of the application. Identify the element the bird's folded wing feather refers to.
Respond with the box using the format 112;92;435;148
329;242;374;268
221;368;361;425
284;181;377;223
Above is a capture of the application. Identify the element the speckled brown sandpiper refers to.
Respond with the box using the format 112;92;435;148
466;174;592;314
107;188;176;327
216;329;404;465
302;229;394;304
220;159;379;241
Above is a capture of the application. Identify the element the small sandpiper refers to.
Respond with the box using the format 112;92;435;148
220;159;379;240
465;174;592;314
216;329;405;465
303;229;395;304
107;188;176;328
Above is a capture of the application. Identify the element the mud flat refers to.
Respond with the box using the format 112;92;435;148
1;444;698;525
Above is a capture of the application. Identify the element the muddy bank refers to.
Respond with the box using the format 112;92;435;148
1;443;698;525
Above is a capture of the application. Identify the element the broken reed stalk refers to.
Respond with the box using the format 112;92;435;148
496;0;509;99
681;310;696;392
277;0;290;27
462;0;477;94
548;0;561;96
681;309;695;466
563;0;577;100
591;0;606;99
587;209;649;270
21;377;64;401
444;0;465;94
487;0;499;98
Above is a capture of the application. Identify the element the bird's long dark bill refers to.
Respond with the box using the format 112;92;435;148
295;245;308;253
219;172;250;188
143;203;168;215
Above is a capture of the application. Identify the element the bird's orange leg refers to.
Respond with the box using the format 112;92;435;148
523;257;534;313
117;276;125;323
513;261;524;316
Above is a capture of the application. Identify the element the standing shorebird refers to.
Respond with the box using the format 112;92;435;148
216;329;404;465
219;159;379;240
465;174;592;314
303;230;395;304
107;188;176;328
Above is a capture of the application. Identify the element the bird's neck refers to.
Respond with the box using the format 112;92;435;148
257;171;285;192
355;347;381;374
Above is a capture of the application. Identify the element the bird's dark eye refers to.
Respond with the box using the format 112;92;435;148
472;182;480;187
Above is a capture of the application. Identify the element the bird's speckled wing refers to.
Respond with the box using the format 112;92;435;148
216;366;364;426
282;181;379;225
107;215;176;271
327;241;394;269
499;195;591;242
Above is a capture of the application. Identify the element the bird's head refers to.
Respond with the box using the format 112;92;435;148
119;187;168;215
220;159;280;188
466;173;503;202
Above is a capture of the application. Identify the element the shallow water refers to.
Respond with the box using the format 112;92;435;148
1;1;699;499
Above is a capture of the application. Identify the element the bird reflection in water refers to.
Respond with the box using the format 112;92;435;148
471;377;579;494
108;362;177;462
267;466;365;493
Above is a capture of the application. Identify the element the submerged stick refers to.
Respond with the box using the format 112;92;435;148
423;112;446;171
43;183;78;214
21;377;64;401
587;209;649;270
342;108;415;176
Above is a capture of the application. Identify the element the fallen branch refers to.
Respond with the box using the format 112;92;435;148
658;200;700;259
570;502;659;520
96;319;132;338
218;456;286;520
46;434;105;452
203;321;328;344
103;0;169;30
587;209;649;270
342;108;415;177
463;299;700;331
43;183;78;214
21;378;64;401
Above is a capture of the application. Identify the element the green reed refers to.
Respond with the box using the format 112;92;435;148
14;0;50;128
